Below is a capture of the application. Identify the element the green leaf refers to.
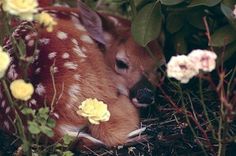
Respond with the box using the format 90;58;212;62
63;134;74;145
38;107;49;119
160;0;185;5
131;2;162;47
62;151;74;156
28;121;40;134
21;108;35;115
221;4;236;29
210;25;236;47
40;125;54;137
188;0;221;7
166;12;184;33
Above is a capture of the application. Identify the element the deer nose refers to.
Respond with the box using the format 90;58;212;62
129;76;155;107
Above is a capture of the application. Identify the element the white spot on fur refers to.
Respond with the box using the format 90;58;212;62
35;83;46;96
80;35;94;44
27;40;34;47
64;62;78;70
5;106;10;114
68;84;80;103
48;52;57;60
71;38;78;45
7;65;18;80
1;100;6;108
39;38;50;45
57;31;68;40
74;74;81;81
75;24;86;31
4;121;10;130
35;68;41;74
71;39;87;58
62;52;70;59
73;47;87;58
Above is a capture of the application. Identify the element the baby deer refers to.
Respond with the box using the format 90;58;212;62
0;3;164;149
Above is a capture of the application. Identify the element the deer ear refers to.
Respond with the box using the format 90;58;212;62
77;1;106;45
98;13;131;50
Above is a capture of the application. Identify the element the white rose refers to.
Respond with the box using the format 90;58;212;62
167;55;199;83
188;49;217;72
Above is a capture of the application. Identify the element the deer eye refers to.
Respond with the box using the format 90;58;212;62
115;59;129;70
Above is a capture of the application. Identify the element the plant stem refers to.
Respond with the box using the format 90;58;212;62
1;79;31;156
179;85;208;156
199;78;216;138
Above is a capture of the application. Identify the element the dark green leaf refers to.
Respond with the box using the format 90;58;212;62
173;31;188;54
166;12;184;33
210;25;236;47
47;118;56;128
160;0;185;5
187;10;205;30
131;2;162;47
222;0;235;8
188;0;221;7
28;121;40;134
222;41;236;63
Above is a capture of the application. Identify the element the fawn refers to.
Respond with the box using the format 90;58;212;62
0;3;164;149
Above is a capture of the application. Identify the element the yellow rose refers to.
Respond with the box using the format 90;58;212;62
0;47;11;79
77;98;111;125
10;79;34;101
35;12;57;32
2;0;38;21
